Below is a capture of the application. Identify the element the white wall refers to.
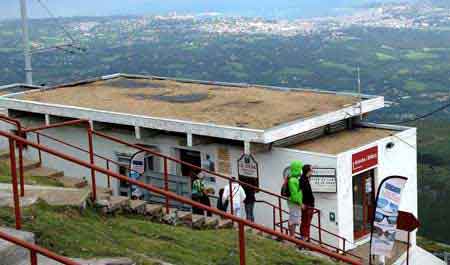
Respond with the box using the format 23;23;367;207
337;128;418;249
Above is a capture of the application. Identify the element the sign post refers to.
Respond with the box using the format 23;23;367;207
397;211;420;265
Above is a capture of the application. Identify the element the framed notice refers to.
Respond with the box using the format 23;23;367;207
237;154;259;179
310;168;337;193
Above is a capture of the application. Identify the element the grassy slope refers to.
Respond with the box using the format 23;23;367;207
0;202;336;265
0;161;64;187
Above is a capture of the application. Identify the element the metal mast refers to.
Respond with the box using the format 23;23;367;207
357;66;362;120
20;0;33;84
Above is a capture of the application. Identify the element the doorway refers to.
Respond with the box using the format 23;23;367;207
179;149;201;177
353;169;375;239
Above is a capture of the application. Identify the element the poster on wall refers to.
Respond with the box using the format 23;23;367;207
370;176;408;258
310;168;337;193
129;150;146;198
237;154;259;178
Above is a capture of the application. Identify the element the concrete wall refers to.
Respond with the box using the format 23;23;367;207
336;127;417;249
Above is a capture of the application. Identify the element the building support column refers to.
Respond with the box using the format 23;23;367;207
244;141;251;155
187;133;193;147
135;126;141;140
44;114;50;126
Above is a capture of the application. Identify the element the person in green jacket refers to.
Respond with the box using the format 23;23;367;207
288;160;303;237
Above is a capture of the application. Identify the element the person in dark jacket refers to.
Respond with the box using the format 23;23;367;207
300;164;315;241
243;184;256;222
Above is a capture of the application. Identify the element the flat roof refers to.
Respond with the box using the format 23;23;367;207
289;127;395;155
0;74;385;143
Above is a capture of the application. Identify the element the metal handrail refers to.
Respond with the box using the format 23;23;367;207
28;126;355;255
1;130;362;265
0;230;80;265
13;117;356;259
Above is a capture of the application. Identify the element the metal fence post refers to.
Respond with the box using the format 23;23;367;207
30;250;37;265
229;180;234;216
238;223;246;265
9;138;22;230
17;142;25;197
87;128;96;201
317;209;322;245
36;133;42;166
106;160;111;189
164;158;169;214
278;198;283;233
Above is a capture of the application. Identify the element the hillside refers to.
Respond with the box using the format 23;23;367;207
0;202;335;265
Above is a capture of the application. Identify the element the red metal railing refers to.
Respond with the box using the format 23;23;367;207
1;129;362;265
24;122;356;254
1;115;360;260
0;230;80;265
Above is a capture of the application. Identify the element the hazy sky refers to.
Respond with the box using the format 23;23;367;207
0;0;396;20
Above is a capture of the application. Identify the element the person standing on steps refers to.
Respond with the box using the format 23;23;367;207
300;164;315;241
287;160;303;237
222;177;246;218
243;183;256;222
192;172;211;216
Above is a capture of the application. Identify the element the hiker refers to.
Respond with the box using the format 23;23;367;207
300;165;315;241
222;177;246;218
192;172;211;216
243;180;256;222
283;160;303;237
217;188;228;212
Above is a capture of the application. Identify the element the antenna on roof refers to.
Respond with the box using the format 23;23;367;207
20;0;33;85
357;66;363;121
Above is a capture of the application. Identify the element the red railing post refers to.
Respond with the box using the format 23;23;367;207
87;127;96;201
36;133;42;166
163;157;169;214
317;209;322;245
17;141;25;197
278;197;283;233
272;206;276;231
106;160;111;189
238;222;246;265
343;239;346;254
8;138;21;230
229;180;234;216
30;250;38;265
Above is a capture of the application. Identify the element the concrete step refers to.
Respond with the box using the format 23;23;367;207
24;166;64;179
145;204;164;217
5;159;40;172
0;227;35;265
188;214;205;229
128;199;147;214
0;150;10;160
96;196;130;214
217;219;233;229
204;216;220;229
58;176;88;188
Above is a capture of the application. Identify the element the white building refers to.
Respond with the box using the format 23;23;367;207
0;73;442;264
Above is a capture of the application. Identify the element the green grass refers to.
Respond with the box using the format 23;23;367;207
320;61;353;74
0;202;335;265
404;80;427;92
375;52;396;61
404;51;437;61
418;236;450;254
0;162;63;187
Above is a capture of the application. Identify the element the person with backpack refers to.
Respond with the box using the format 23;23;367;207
281;160;303;237
222;177;246;218
300;164;315;241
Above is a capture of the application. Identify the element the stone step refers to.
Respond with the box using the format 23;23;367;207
0;227;35;265
145;204;164;217
24;166;64;179
204;216;220;228
189;214;205;228
217;219;233;229
128;199;147;214
5;159;40;172
0;150;10;160
58;176;88;188
97;196;130;213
